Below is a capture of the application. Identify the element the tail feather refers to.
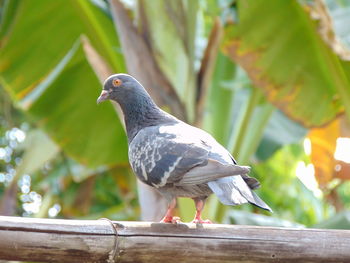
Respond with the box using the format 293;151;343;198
241;174;260;190
208;176;272;212
248;191;273;212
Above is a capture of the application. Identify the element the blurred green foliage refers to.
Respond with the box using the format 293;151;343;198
0;0;350;229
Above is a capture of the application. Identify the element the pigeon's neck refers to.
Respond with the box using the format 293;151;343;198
117;94;176;143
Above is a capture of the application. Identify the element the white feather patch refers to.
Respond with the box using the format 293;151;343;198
154;156;182;188
141;165;148;181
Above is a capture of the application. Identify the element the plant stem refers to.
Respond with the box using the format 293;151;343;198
35;192;53;218
212;88;274;223
238;103;274;164
229;87;262;159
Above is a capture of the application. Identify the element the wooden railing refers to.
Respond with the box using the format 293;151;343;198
0;216;350;262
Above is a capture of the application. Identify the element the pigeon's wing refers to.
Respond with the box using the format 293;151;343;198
129;123;250;188
128;125;209;188
173;124;250;186
176;159;250;185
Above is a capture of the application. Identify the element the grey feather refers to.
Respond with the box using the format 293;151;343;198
208;176;272;212
129;122;271;212
129;125;209;188
177;159;250;186
207;177;248;205
241;174;260;189
100;73;272;218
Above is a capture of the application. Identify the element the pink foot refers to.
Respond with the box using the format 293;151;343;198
191;218;212;224
160;215;172;223
171;216;182;224
160;216;182;224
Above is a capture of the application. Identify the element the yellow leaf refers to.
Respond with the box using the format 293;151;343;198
309;118;340;187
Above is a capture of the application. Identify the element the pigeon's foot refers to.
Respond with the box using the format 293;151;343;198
160;198;181;224
191;198;212;224
160;215;172;223
191;218;212;224
160;216;182;224
171;216;182;224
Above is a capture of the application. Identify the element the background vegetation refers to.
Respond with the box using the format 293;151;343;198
1;0;350;228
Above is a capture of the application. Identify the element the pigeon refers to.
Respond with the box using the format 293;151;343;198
97;74;272;224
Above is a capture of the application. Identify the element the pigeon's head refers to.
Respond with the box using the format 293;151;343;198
97;74;144;104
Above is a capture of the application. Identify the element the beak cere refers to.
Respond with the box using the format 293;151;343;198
97;90;110;104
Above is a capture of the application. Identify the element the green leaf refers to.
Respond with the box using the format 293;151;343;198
237;102;274;163
222;0;350;127
71;0;125;71
26;42;127;167
203;52;236;145
256;110;308;161
253;145;332;226
0;0;128;167
0;0;20;40
0;0;124;97
228;87;266;162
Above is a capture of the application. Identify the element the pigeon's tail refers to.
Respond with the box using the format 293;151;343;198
241;174;260;190
208;176;272;212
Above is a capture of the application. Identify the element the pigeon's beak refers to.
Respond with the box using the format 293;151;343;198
97;90;110;104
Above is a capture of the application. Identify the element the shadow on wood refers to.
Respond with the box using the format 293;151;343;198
0;216;350;262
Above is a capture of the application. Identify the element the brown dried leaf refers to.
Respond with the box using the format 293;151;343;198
307;0;350;60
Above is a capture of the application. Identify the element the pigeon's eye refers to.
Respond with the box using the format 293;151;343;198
112;78;122;87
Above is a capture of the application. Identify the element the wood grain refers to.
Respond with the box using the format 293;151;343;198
115;221;350;263
0;216;116;263
1;216;350;262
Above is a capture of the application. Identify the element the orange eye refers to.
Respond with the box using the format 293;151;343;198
112;78;122;87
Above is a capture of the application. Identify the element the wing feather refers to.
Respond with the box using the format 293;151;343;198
129;123;251;189
129;126;209;188
176;159;250;186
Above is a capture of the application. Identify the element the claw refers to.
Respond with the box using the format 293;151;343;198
171;216;182;224
160;199;181;224
160;216;182;224
160;199;180;224
160;215;173;223
191;198;212;224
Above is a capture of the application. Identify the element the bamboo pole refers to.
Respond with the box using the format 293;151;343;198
0;216;350;263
